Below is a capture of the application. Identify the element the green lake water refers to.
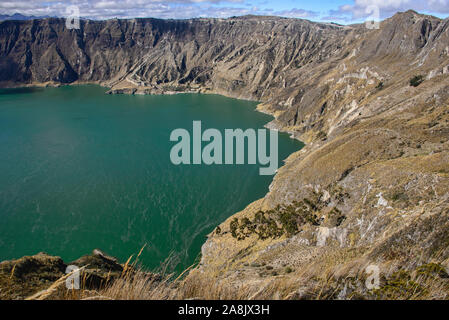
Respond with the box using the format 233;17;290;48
0;85;303;271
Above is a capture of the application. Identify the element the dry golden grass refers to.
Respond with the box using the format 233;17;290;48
23;245;448;301
31;258;447;301
96;271;174;300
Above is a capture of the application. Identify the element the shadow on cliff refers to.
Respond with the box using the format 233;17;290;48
0;57;31;86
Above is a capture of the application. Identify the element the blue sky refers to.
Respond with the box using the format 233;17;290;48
1;1;448;23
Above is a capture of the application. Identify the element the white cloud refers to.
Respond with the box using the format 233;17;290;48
0;0;318;20
332;0;449;20
0;0;447;21
274;8;318;19
0;0;248;19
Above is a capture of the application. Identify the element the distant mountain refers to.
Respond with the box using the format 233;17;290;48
0;13;51;21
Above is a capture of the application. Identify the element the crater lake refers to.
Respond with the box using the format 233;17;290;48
0;85;303;271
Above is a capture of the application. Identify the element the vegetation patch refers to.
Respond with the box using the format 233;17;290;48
389;191;409;202
374;270;425;299
376;82;384;90
317;131;327;141
328;207;346;227
409;75;424;87
371;263;449;299
229;197;345;241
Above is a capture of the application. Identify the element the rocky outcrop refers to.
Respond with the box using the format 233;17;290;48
0;253;65;299
0;250;126;300
1;10;448;299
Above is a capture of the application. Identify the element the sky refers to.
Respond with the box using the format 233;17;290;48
0;0;449;23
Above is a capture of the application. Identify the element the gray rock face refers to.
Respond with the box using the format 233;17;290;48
0;16;349;92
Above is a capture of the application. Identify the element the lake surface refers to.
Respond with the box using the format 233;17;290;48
0;85;303;271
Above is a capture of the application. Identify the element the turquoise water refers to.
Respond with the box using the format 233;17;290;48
0;85;303;271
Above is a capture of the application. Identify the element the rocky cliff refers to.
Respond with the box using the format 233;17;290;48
1;10;448;299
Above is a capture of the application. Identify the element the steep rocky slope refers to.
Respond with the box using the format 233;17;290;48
0;10;448;299
0;250;126;299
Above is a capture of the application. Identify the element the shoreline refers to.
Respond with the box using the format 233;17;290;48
1;80;305;140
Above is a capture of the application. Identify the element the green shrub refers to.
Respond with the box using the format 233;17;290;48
229;196;345;240
410;75;424;87
317;131;327;140
230;218;239;238
376;82;384;90
285;267;294;274
374;270;426;299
